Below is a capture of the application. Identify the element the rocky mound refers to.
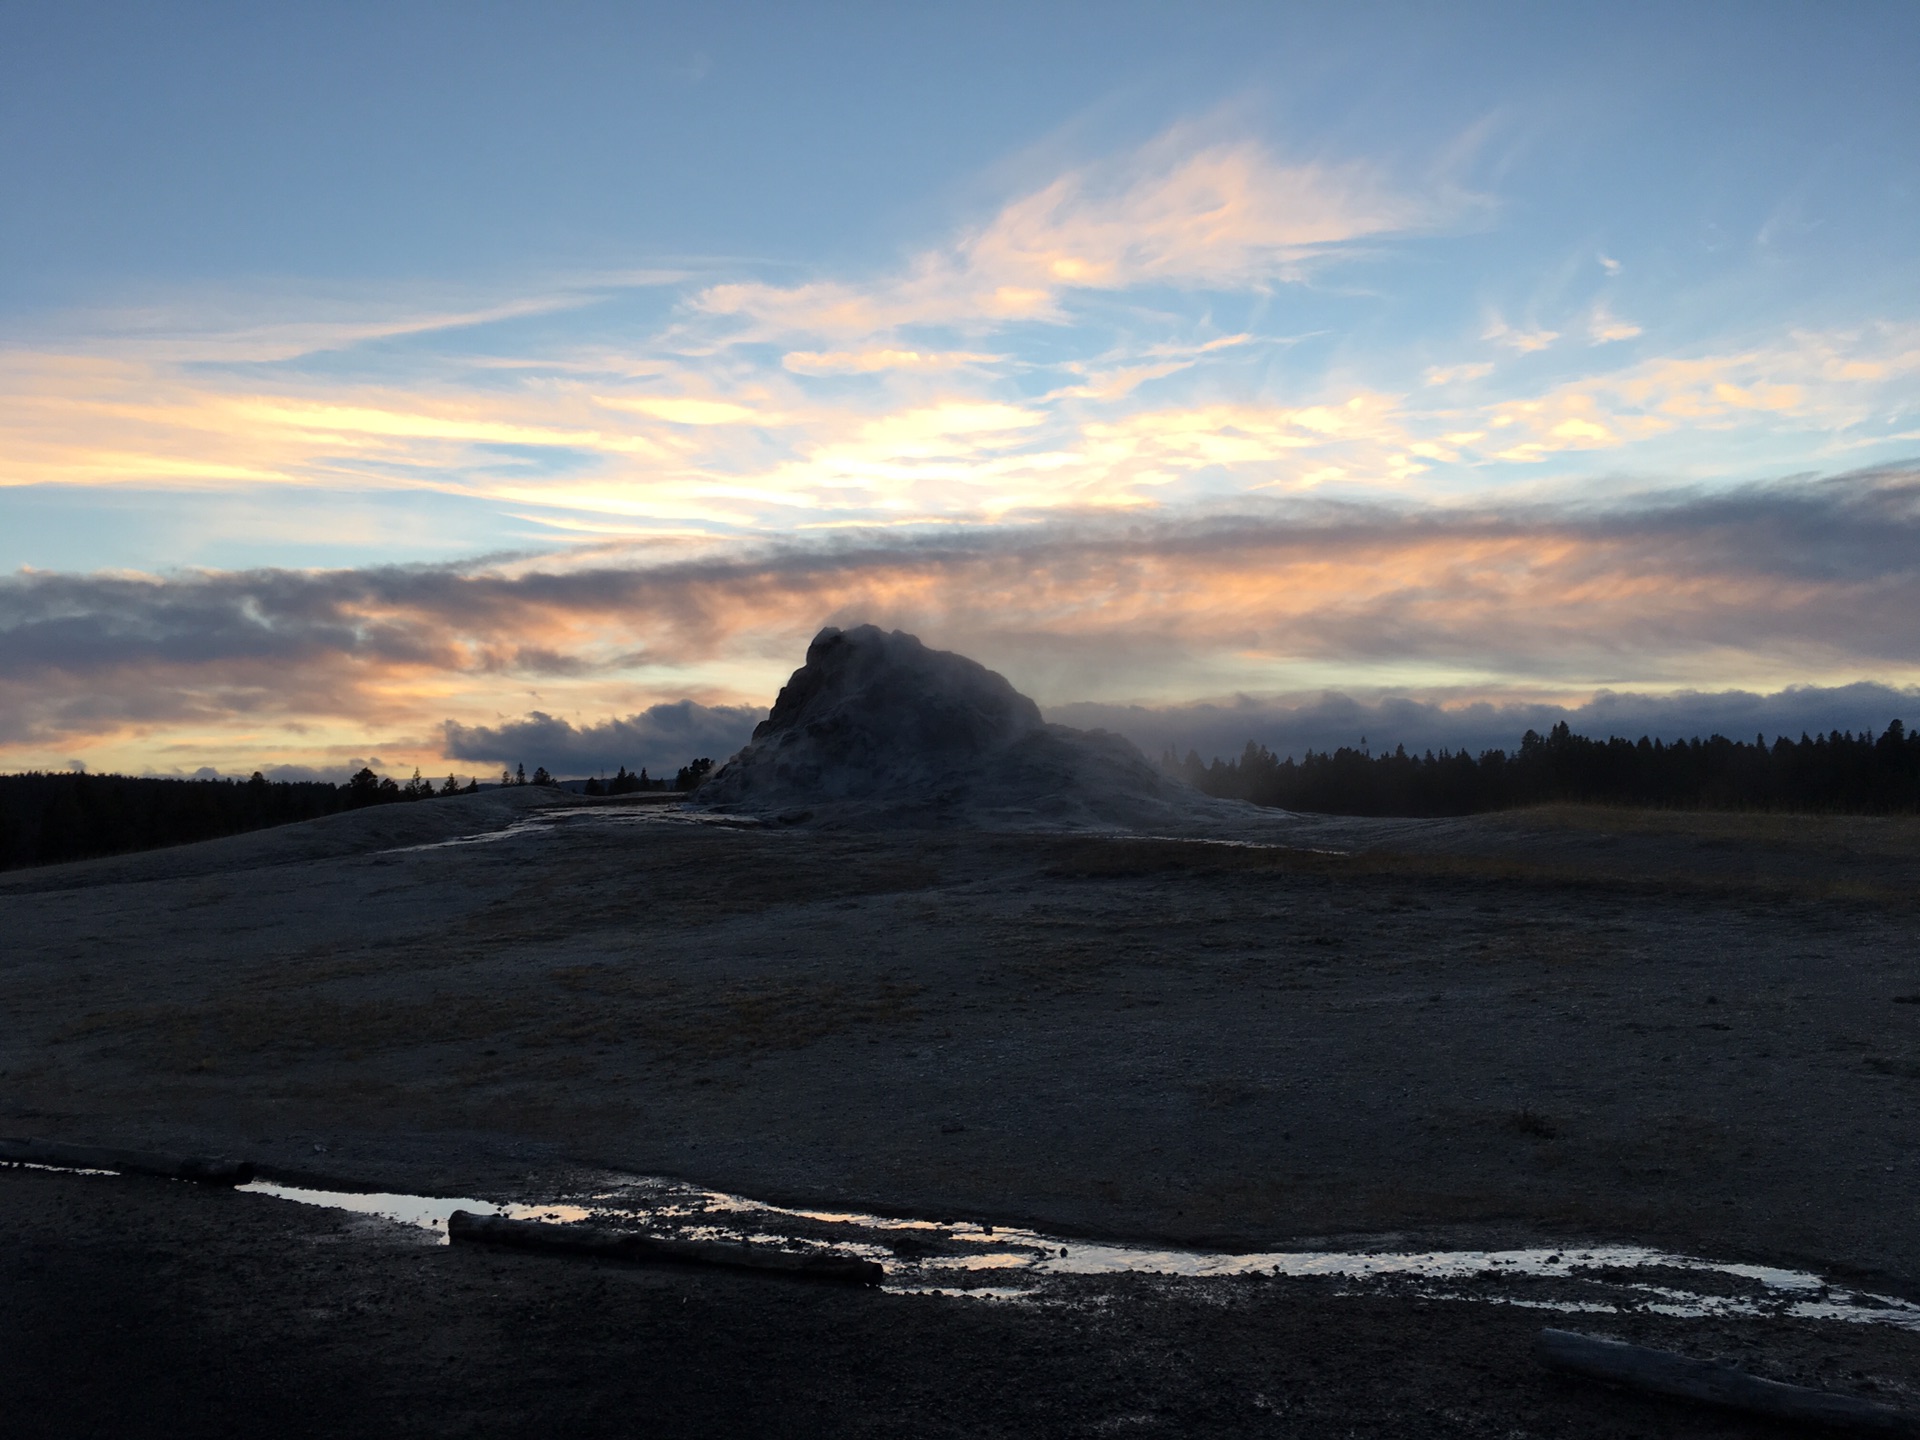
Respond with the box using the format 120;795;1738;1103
692;625;1237;830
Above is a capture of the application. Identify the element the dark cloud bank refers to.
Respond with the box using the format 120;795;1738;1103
2;464;1918;756
300;685;1920;782
1053;682;1920;768
441;701;764;777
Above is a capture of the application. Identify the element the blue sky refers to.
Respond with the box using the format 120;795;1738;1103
3;2;1919;775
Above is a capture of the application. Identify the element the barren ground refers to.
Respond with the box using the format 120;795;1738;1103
4;789;1919;1435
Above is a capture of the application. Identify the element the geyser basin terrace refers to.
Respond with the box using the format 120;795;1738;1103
8;794;1920;1432
5;786;1920;1283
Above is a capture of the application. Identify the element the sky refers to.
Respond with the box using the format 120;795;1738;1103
4;2;1920;779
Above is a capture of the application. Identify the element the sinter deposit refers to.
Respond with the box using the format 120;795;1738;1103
693;625;1237;829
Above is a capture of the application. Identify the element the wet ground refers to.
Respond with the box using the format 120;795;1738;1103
4;789;1920;1434
23;1157;1912;1323
6;1163;1918;1439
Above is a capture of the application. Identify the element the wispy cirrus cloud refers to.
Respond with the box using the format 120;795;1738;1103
781;348;1000;376
1465;322;1920;467
4;119;1916;554
1588;306;1642;345
15;273;685;366
1483;315;1560;354
696;133;1437;339
6;306;1917;539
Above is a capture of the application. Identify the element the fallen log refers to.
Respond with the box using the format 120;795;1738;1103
0;1136;254;1186
447;1210;886;1286
1535;1328;1917;1435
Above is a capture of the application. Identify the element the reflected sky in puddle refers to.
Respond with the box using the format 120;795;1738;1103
231;1171;1920;1329
16;1157;1915;1326
237;1181;591;1231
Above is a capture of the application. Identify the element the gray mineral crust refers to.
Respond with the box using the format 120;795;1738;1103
692;624;1246;830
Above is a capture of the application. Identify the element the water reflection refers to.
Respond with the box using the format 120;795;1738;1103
237;1181;591;1231
233;1172;1920;1330
17;1156;1916;1326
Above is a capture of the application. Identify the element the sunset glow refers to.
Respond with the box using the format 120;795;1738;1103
4;5;1918;778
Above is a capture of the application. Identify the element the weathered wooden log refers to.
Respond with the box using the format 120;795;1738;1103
447;1210;885;1286
1535;1328;1917;1435
0;1136;254;1186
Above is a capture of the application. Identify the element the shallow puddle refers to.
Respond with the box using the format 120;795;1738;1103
238;1180;594;1231
229;1170;1920;1329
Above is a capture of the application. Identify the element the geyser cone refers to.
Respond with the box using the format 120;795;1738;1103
694;625;1233;830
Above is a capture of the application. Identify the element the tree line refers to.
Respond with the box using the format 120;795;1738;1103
0;771;351;871
1168;719;1920;816
0;755;720;871
579;758;712;795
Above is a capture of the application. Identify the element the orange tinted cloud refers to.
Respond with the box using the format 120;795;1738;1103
698;133;1431;338
5;317;1916;539
1588;306;1642;344
5;469;1918;775
781;348;999;375
1483;317;1559;353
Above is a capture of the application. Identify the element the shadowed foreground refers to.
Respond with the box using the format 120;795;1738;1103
4;787;1920;1433
6;1165;1914;1439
